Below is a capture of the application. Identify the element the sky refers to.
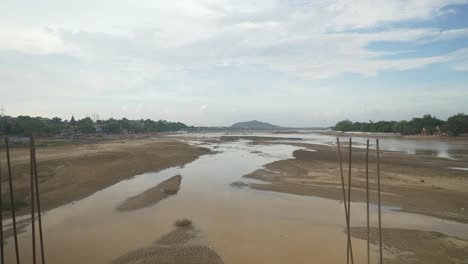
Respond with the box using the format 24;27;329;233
1;0;468;127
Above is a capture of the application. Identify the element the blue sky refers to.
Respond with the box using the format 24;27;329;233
1;0;467;127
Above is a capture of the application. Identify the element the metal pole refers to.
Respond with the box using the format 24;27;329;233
336;138;354;264
347;138;354;264
366;139;370;264
0;140;4;264
5;138;20;264
32;138;45;264
30;137;36;264
377;139;383;264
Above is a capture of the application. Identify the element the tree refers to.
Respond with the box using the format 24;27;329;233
0;115;188;136
334;120;353;131
332;114;453;136
46;117;65;134
77;117;96;134
445;113;468;136
103;118;121;134
13;116;47;136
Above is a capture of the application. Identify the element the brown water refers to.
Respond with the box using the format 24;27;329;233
4;140;468;263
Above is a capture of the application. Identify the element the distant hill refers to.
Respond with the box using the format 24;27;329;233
231;120;280;130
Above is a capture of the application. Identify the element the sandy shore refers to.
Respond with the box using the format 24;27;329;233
118;175;182;211
350;227;468;264
0;137;209;216
242;142;468;223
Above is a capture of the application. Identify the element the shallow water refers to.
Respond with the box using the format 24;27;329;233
4;140;468;264
449;167;468;171
179;131;468;161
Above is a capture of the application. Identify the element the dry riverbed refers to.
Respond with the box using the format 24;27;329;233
1;133;467;263
0;136;210;246
0;136;209;216
242;143;468;223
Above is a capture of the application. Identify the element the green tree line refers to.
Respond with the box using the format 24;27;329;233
333;113;468;136
0;115;188;136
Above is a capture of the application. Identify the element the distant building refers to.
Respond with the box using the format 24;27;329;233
95;120;103;133
421;127;428;136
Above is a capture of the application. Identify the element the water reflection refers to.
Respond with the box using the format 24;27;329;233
177;132;468;161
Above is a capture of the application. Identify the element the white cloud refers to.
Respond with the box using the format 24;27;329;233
1;0;467;79
1;0;467;125
199;105;208;113
0;26;77;54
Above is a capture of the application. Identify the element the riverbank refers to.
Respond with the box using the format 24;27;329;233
241;141;468;223
350;227;468;264
1;134;466;263
0;136;210;216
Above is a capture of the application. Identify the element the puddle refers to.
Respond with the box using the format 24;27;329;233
4;140;468;264
449;167;468;171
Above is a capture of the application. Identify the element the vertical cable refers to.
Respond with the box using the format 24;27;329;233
336;138;353;264
347;138;354;264
32;138;45;264
377;139;383;264
5;138;20;264
0;140;4;264
30;137;36;264
366;139;370;264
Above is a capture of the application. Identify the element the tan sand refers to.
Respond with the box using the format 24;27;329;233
0;137;209;216
111;224;224;264
117;175;182;211
351;227;468;264
243;143;468;223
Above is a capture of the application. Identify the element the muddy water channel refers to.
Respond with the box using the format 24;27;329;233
4;140;468;263
183;131;468;161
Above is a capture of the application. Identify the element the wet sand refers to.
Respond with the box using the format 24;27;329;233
243;143;468;223
118;175;182;211
0;137;209;216
4;140;375;264
1;134;467;264
112;224;224;264
351;227;468;264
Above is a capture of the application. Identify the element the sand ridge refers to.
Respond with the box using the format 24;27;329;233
111;224;224;264
117;175;182;211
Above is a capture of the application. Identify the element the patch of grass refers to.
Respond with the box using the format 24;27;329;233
175;218;192;228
